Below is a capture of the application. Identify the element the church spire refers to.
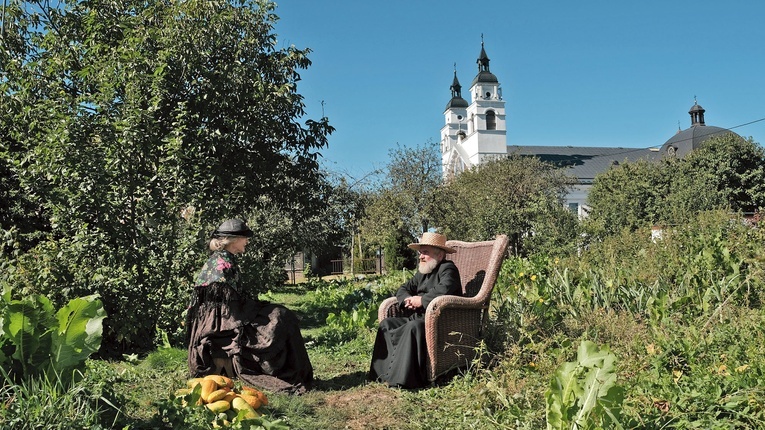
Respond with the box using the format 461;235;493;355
471;35;498;87
450;64;462;99
445;65;469;110
477;34;491;73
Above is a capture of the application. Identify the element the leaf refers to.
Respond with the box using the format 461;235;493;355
577;340;612;368
575;353;618;428
4;295;56;374
545;361;580;430
546;341;624;430
50;294;106;372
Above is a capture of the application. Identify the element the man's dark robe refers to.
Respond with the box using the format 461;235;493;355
368;259;461;388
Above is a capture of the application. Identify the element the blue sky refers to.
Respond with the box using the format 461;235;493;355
274;1;765;181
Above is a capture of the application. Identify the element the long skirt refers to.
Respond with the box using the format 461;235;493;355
187;286;313;394
368;314;429;389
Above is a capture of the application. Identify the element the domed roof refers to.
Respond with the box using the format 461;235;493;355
471;71;498;86
659;101;742;158
660;125;735;159
445;96;469;110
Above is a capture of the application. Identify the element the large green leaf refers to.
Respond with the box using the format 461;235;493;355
574;343;619;428
3;295;56;374
546;341;624;430
50;294;106;372
546;361;580;429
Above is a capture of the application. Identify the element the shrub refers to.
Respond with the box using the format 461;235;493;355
0;288;105;382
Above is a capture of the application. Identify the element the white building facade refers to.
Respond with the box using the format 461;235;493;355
441;42;507;179
440;43;737;219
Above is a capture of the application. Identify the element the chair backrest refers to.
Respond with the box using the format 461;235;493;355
445;234;509;306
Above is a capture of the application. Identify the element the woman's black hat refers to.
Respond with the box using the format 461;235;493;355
212;219;254;238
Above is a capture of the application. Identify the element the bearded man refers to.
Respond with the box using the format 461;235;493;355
368;232;461;388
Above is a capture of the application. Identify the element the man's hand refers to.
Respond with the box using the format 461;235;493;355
403;296;423;310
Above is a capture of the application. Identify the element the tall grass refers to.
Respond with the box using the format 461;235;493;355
480;210;765;428
0;367;115;429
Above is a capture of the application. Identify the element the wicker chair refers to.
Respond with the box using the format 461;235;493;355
377;234;509;383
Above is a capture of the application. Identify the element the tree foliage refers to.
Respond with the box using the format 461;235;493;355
585;159;669;235
385;140;443;235
663;134;765;218
360;141;440;269
0;0;333;351
587;134;765;236
432;155;578;256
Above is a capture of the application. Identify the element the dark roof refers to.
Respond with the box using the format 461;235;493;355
660;126;737;159
472;41;497;86
507;145;659;184
478;45;489;62
471;71;498;86
445;97;469;110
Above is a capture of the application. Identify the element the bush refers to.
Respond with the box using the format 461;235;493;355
484;209;765;428
0;289;105;382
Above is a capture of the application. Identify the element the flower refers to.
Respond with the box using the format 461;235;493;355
531;275;537;281
672;369;683;382
216;257;232;271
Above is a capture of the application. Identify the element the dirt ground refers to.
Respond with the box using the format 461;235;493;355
321;385;405;430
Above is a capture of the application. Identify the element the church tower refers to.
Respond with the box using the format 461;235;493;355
442;38;507;179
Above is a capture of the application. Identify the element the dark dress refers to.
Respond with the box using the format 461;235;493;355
186;250;313;394
368;260;461;388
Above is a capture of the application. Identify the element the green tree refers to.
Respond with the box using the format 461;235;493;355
432;155;577;255
313;173;370;275
587;134;765;236
382;226;416;271
360;141;440;269
662;134;765;221
1;0;333;351
586;159;669;236
384;140;443;236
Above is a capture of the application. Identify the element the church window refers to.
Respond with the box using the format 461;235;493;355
486;110;496;130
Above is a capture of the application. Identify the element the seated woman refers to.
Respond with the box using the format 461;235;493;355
186;219;313;394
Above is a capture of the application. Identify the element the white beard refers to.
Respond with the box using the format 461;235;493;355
418;258;439;275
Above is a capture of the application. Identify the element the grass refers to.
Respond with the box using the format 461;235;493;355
87;277;523;429
10;241;765;429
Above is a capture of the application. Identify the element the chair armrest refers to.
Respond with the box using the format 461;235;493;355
426;295;486;316
425;296;485;339
377;296;400;322
425;295;485;336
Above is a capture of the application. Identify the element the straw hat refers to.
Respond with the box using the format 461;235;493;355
407;232;456;254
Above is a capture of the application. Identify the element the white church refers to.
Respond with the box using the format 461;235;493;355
440;42;739;218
